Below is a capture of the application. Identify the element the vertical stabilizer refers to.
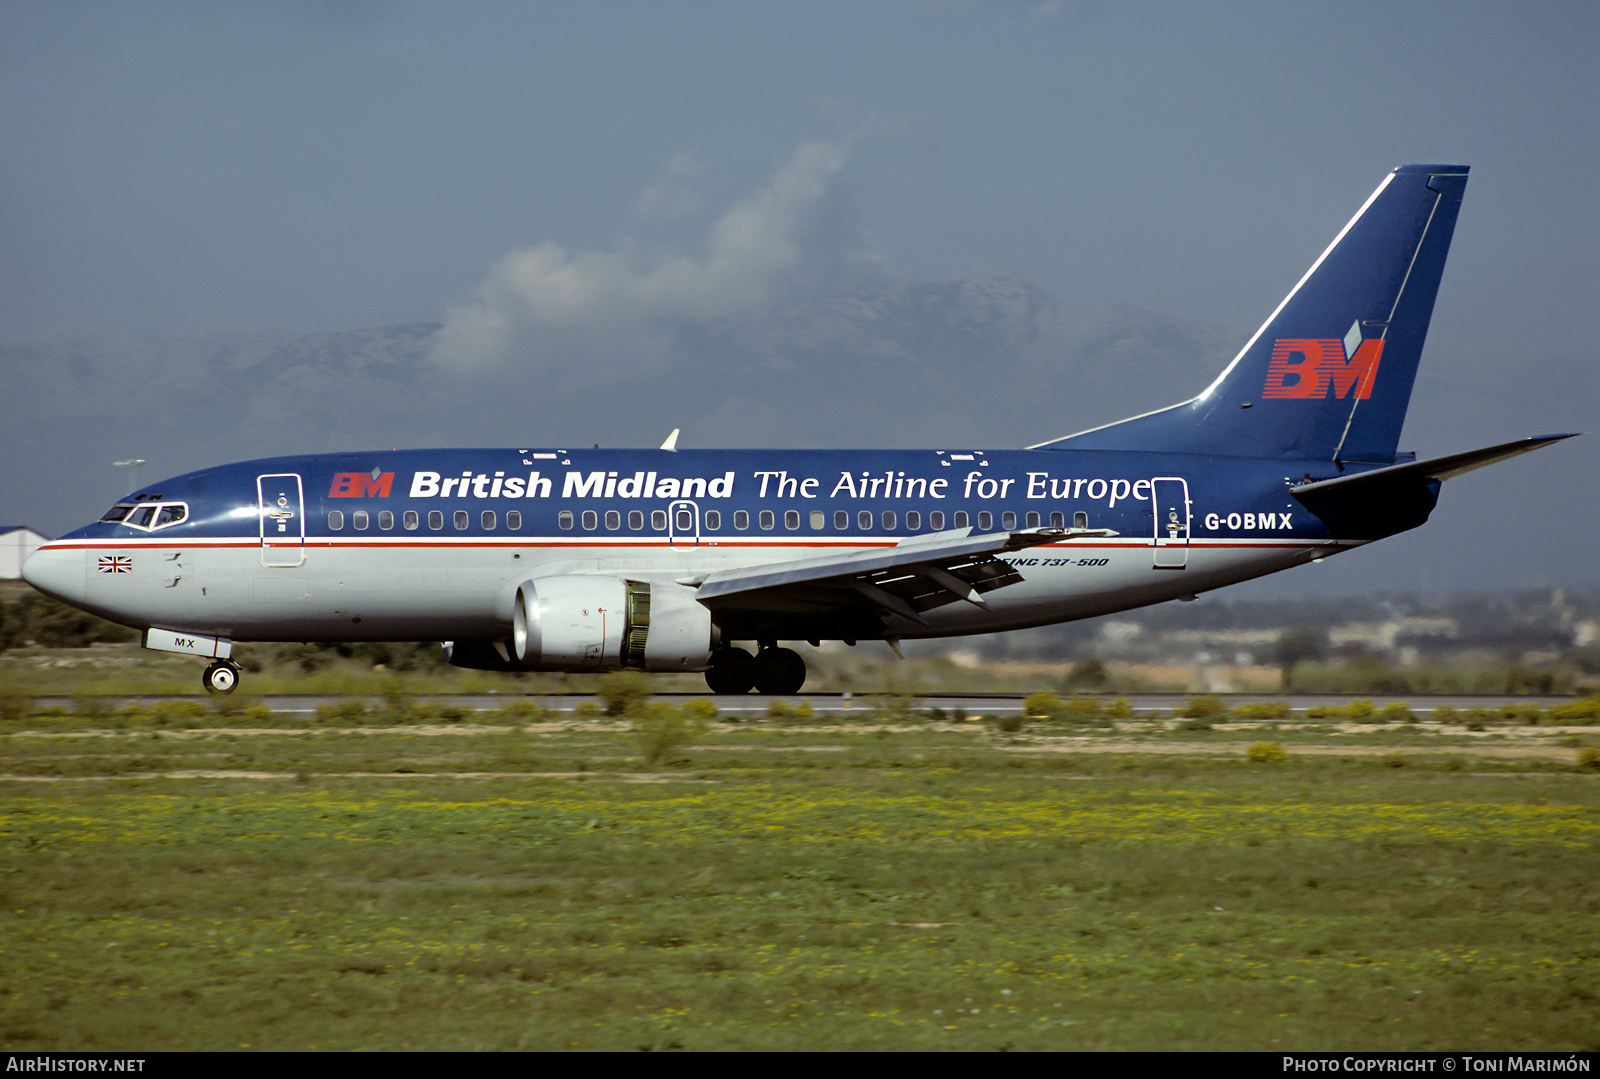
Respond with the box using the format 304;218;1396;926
1035;164;1469;463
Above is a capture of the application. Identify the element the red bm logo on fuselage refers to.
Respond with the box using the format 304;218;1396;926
328;472;394;498
1262;338;1383;399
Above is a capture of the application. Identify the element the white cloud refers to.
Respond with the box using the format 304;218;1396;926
632;151;706;222
431;140;858;371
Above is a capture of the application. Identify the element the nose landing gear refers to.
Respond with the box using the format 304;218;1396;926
202;659;241;695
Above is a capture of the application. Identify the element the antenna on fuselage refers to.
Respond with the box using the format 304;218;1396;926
113;458;146;495
660;429;680;451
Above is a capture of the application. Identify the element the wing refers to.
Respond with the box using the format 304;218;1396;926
687;526;1116;627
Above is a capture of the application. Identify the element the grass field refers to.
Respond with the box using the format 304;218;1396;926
2;697;1598;1051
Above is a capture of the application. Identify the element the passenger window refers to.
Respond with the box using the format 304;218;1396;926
651;510;666;530
882;510;897;531
605;510;620;530
354;510;369;531
1001;511;1016;530
676;509;693;531
734;509;749;530
704;510;720;530
506;510;521;530
483;510;497;530
953;511;969;528
404;510;419;530
559;510;574;530
581;510;597;530
978;511;993;530
454;510;469;530
328;511;344;530
379;510;394;530
628;510;642;530
834;509;848;530
1074;511;1088;529
429;510;444;530
858;510;872;530
906;510;920;531
930;511;945;530
1050;511;1064;528
784;510;799;530
759;510;774;530
1025;511;1039;528
810;510;824;530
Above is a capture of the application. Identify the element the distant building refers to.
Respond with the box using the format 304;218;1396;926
1;526;48;579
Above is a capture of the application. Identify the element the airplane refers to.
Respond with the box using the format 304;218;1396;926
22;164;1576;696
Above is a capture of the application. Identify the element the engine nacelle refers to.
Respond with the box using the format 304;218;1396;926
510;575;717;672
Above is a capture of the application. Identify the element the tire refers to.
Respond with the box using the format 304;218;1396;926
704;647;756;694
203;661;239;695
752;647;806;695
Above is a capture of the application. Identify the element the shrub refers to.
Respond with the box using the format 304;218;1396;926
1231;701;1290;720
1577;746;1600;770
1379;702;1414;724
1063;695;1105;716
315;699;368;724
495;698;548;723
1106;697;1134;719
1246;741;1287;763
1022;691;1064;718
1180;695;1226;718
1549;697;1600;724
632;702;707;765
596;670;653;717
1062;659;1109;692
376;677;417;719
683;698;719;722
767;699;814;720
0;690;31;724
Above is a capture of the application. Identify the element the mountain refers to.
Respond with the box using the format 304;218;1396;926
0;279;1246;534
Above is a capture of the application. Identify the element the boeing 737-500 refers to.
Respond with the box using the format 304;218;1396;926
22;164;1575;694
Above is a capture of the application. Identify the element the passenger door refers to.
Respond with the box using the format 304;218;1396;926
257;473;306;567
1151;476;1190;569
668;499;700;549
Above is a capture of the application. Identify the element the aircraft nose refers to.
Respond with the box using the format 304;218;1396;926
21;545;88;606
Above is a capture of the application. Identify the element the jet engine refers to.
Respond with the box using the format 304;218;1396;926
506;575;716;672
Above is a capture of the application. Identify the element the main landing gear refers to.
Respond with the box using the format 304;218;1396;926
704;644;807;695
202;659;241;695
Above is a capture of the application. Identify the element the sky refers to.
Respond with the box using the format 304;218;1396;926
2;0;1596;600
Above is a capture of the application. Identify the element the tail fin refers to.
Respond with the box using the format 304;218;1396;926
1034;164;1469;464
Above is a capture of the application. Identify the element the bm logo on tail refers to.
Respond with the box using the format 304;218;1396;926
1262;321;1385;400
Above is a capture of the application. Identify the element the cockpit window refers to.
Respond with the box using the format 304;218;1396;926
101;501;188;531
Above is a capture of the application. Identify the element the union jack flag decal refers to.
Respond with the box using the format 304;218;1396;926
97;555;132;574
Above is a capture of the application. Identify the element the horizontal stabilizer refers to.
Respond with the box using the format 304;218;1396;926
1290;434;1577;496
